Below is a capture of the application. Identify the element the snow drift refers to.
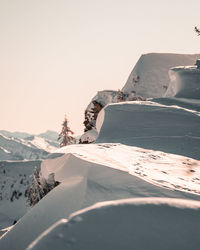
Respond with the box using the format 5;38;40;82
122;53;200;98
165;65;200;99
1;53;200;250
1;143;200;249
28;197;200;250
96;101;200;160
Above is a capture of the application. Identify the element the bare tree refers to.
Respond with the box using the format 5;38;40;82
195;26;200;36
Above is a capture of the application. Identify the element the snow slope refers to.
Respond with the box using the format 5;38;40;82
122;53;200;98
96;100;200;160
1;143;200;249
28;198;200;250
1;53;200;249
1;98;200;249
25;136;59;153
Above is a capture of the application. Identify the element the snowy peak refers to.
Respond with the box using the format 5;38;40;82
0;130;59;160
122;53;200;98
0;133;59;160
24;136;59;153
37;130;59;142
0;134;49;160
0;130;33;139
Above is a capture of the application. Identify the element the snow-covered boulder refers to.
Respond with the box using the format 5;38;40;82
81;90;118;142
79;129;98;144
122;53;200;98
165;64;200;99
81;90;144;142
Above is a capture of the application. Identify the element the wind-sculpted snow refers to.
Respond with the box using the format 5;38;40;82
165;66;200;99
96;101;200;160
1;143;200;249
27;197;200;250
1;53;200;249
122;53;200;98
150;97;200;112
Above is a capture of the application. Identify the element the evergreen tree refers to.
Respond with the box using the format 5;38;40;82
26;167;60;206
58;115;76;147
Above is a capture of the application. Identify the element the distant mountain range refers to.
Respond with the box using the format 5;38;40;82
0;130;59;141
0;130;59;161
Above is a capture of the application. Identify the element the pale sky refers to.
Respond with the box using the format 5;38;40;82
1;0;200;135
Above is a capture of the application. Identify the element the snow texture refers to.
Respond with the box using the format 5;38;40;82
28;197;200;250
79;129;98;144
1;143;200;249
122;53;200;98
1;53;200;249
165;65;200;99
96;100;200;160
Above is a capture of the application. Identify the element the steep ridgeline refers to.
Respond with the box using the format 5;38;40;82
80;53;200;143
122;53;200;98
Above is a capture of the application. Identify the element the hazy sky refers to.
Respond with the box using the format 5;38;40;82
1;0;200;135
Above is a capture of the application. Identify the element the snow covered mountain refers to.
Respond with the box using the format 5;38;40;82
0;131;59;161
37;130;59;142
0;130;33;139
0;134;48;160
1;53;200;249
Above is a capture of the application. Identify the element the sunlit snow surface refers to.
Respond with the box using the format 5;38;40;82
56;143;200;195
122;53;200;98
1;53;200;249
28;198;200;250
